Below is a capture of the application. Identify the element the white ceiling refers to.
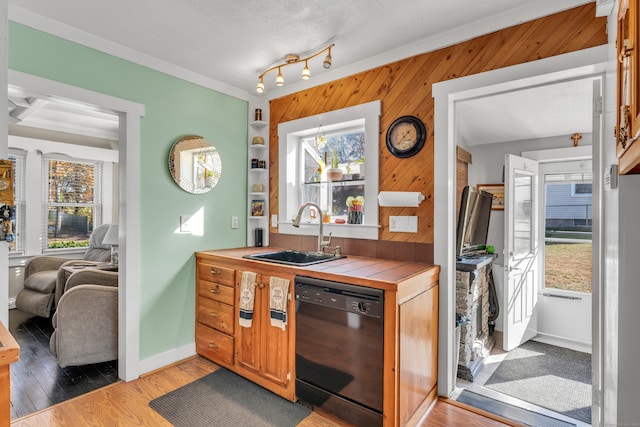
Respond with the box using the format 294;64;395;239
456;77;596;146
6;0;596;143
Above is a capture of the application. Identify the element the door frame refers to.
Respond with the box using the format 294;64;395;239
432;46;607;423
6;70;145;382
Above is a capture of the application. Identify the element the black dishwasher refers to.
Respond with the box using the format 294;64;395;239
294;276;384;427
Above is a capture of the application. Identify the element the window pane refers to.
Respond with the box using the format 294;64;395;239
47;206;95;249
46;159;100;250
544;179;592;293
513;173;533;257
300;128;366;222
48;160;96;204
4;154;24;253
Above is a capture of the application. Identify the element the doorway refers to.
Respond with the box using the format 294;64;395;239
4;70;145;418
455;156;594;426
433;48;606;426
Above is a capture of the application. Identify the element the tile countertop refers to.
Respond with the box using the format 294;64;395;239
195;247;440;292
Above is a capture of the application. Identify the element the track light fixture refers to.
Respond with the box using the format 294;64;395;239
256;43;334;93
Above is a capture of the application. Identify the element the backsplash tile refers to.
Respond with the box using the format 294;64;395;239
270;233;434;264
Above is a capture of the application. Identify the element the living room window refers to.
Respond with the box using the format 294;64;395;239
45;156;103;251
6;151;26;254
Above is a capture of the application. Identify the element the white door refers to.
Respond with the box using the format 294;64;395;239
503;154;539;351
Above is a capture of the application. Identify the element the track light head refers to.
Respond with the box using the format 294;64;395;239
323;49;332;69
302;61;311;80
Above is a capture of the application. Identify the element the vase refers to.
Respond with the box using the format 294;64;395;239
347;208;363;224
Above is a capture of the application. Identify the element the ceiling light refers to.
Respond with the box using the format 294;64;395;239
256;43;334;93
323;47;332;69
276;68;284;86
302;61;311;80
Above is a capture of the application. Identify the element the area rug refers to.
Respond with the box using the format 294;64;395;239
457;390;576;427
149;368;311;427
483;340;591;424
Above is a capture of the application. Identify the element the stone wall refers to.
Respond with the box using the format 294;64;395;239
456;261;493;381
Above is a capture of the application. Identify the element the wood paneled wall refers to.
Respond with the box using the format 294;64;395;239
268;4;606;244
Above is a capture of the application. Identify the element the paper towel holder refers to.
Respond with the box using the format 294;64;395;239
377;191;425;207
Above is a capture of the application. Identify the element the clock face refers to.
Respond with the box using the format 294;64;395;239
386;116;427;158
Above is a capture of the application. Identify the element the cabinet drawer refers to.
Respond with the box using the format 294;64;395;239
198;280;235;305
197;298;235;335
198;263;235;286
196;323;234;366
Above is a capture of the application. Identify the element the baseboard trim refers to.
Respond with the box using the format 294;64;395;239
138;342;196;376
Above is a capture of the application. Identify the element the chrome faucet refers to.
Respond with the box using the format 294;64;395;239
292;202;331;253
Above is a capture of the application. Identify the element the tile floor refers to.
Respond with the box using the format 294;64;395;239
452;332;591;427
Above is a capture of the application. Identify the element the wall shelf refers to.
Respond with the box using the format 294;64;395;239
248;109;269;247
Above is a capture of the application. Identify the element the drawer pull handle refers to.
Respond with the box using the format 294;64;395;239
209;288;221;294
211;268;222;275
208;342;219;349
209;312;220;317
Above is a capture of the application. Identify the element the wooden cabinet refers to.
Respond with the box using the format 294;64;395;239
195;255;295;400
616;0;640;174
194;260;236;368
195;248;439;427
234;269;292;396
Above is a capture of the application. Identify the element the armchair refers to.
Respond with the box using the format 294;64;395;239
15;223;113;318
49;269;118;367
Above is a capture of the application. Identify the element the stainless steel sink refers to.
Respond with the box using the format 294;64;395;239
243;250;345;266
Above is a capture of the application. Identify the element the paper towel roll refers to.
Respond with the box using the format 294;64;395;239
377;191;425;207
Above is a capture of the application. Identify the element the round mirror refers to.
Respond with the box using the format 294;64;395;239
169;135;222;194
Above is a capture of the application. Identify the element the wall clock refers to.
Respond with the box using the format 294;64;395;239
385;115;427;158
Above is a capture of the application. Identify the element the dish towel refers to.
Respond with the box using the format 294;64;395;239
239;271;257;328
269;276;290;331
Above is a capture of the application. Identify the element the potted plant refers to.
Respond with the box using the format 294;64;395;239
326;149;343;181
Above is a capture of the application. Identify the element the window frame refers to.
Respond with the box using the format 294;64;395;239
8;135;118;260
278;101;381;240
43;154;103;253
6;150;26;254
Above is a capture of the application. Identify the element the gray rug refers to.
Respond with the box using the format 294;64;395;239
149;368;311;427
484;341;591;424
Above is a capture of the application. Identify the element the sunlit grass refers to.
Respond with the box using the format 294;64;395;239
545;243;592;293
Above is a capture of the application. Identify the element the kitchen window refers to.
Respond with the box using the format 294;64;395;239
278;101;380;240
300;126;365;223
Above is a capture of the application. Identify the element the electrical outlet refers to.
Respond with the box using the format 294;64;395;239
231;216;238;229
271;214;278;228
389;216;418;233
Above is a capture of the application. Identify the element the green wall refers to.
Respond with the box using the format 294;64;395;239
9;22;249;360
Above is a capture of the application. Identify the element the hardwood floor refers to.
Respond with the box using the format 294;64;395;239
10;355;524;426
9;309;119;420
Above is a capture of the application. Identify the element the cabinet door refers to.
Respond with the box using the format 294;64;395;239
235;271;290;387
617;0;640;173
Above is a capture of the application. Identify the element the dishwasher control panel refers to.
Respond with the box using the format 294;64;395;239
294;278;383;318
